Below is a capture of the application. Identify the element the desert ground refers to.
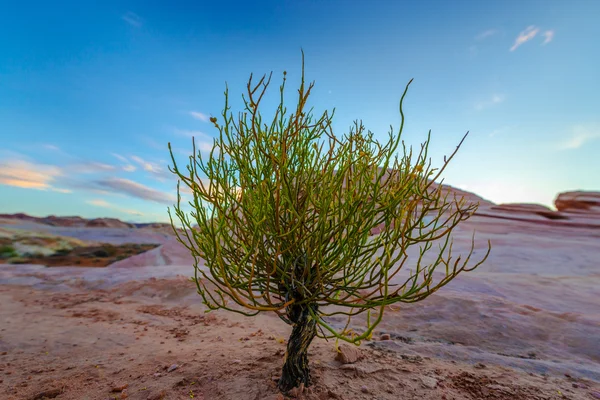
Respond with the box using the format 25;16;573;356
1;190;599;400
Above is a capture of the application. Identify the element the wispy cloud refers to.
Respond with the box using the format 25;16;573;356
111;153;138;172
488;125;516;138
43;144;60;151
88;199;111;208
138;136;167;151
476;29;498;41
189;111;210;122
542;30;555;45
73;162;116;174
558;125;600;150
172;128;215;152
130;155;170;180
474;94;505;111
93;178;175;204
86;198;143;216
122;12;143;28
131;155;159;172
172;128;208;138
111;153;128;163
510;25;540;51
0;159;67;192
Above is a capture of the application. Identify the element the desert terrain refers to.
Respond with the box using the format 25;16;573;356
1;189;599;400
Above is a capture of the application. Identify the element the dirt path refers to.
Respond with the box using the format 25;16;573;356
1;279;598;400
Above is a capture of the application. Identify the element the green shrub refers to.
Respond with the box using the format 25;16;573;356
168;54;490;393
0;245;17;259
93;244;118;258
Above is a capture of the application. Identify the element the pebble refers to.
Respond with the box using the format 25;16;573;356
167;364;178;373
111;383;128;393
360;385;369;393
420;376;438;389
335;344;361;364
380;334;391;341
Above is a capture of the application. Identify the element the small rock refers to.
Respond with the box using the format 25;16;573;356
153;373;162;377
420;376;438;389
474;362;487;369
326;390;341;399
232;359;242;364
111;383;128;393
335;344;362;364
590;391;600;399
380;334;391;341
31;388;63;400
400;354;423;363
167;364;178;373
360;385;369;393
372;351;383;357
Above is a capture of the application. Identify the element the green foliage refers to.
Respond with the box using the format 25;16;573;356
168;53;490;345
0;245;17;259
92;244;118;258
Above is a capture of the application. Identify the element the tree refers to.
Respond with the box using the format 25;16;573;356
167;53;490;393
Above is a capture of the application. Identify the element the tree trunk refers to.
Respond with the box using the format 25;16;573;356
278;303;318;393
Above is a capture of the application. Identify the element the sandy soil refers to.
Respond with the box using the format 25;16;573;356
1;215;600;399
2;278;598;400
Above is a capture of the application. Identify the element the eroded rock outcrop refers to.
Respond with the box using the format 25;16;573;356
85;218;134;229
555;191;600;215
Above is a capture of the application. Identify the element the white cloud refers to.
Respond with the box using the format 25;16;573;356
172;128;208;138
189;111;210;122
558;125;600;150
172;128;215;152
542;30;555;45
93;178;175;204
111;153;137;172
122;12;143;28
475;94;505;111
476;29;498;41
487;125;515;138
130;155;171;181
88;199;111;208
510;25;540;51
0;159;62;190
197;141;214;152
87;198;144;216
73;162;116;174
51;188;72;193
43;144;60;151
111;153;129;163
131;155;160;172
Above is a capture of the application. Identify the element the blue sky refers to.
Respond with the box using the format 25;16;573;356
1;0;599;222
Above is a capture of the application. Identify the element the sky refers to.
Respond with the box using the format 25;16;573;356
1;0;599;223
